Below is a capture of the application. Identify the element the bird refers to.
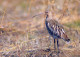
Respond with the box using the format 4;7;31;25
45;11;70;53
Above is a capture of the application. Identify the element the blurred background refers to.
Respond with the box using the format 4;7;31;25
0;0;80;57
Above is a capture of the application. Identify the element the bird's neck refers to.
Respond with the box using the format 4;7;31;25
45;12;53;21
45;14;49;21
46;14;48;19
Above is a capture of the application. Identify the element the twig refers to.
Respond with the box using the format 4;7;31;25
0;8;6;28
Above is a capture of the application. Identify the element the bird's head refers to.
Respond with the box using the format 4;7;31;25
45;10;53;20
45;11;48;17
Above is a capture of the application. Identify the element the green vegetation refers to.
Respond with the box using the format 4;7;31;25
64;20;80;28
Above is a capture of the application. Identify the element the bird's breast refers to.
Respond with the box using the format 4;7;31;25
45;21;53;36
45;21;61;39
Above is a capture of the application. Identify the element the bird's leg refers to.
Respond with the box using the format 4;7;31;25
56;39;60;57
49;35;51;49
54;39;56;50
57;39;60;53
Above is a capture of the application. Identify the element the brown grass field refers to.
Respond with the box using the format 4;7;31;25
0;0;80;57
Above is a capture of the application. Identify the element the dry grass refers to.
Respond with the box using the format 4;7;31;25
0;0;80;57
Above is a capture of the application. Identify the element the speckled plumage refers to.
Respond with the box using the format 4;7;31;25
45;11;70;41
45;11;70;53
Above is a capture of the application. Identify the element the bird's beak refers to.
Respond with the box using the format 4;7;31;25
32;12;44;18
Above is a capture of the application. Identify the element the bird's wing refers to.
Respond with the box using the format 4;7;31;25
47;19;65;37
